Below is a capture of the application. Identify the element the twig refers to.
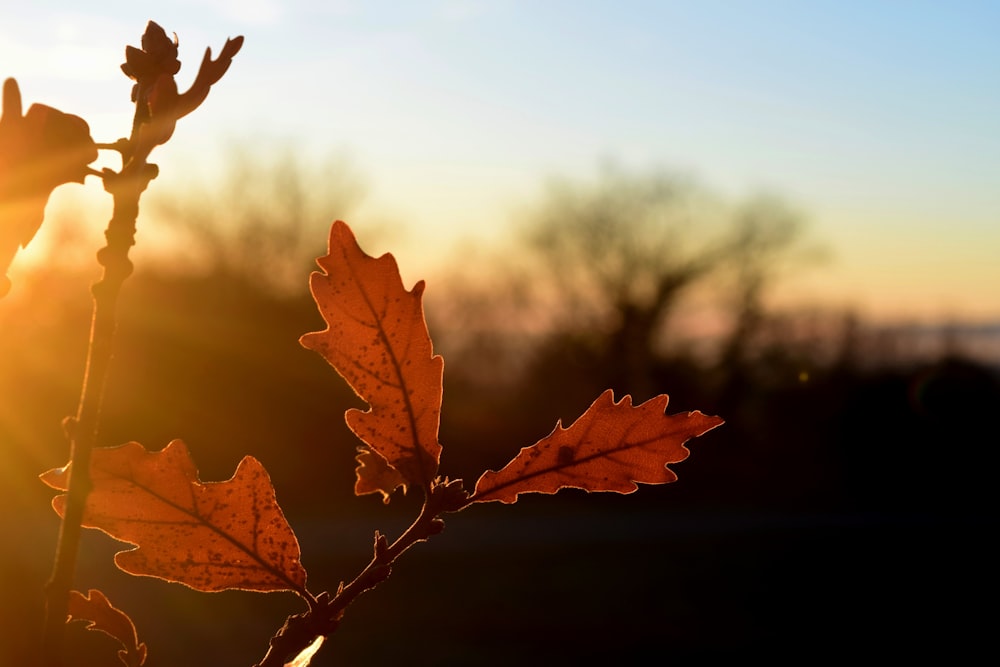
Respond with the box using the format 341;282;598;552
41;159;156;666
36;22;240;664
253;481;466;667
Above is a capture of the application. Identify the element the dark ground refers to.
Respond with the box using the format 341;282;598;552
5;498;993;665
2;271;998;665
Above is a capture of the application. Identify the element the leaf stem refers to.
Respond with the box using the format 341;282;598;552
41;160;155;667
254;490;452;667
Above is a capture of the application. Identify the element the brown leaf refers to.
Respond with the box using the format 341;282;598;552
120;21;180;85
172;35;245;121
40;440;308;594
66;589;147;667
122;21;244;160
354;447;407;504
471;390;723;504
300;221;444;496
1;77;97;295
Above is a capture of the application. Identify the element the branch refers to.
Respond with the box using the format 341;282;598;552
41;162;156;667
254;481;467;667
38;23;241;664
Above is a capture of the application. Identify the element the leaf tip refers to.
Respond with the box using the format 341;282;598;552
39;462;71;490
67;589;146;666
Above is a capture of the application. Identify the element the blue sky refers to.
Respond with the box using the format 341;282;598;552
3;1;999;321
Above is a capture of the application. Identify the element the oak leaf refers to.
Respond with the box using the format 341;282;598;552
300;220;444;497
354;446;408;504
0;77;97;296
66;589;147;667
40;440;307;594
121;21;244;160
471;390;723;504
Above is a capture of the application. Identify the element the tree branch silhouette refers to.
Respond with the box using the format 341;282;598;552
40;22;242;666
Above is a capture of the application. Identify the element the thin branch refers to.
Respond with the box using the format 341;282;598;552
253;481;467;667
38;24;242;663
41;159;155;667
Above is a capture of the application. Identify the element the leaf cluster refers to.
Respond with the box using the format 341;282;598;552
40;220;721;665
3;20;722;667
0;20;242;297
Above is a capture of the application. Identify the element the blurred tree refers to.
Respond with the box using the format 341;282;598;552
425;163;823;484
515;163;814;399
148;140;366;295
712;194;825;408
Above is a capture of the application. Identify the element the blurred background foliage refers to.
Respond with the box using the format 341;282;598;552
1;140;997;664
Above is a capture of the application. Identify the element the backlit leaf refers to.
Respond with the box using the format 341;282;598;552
354;446;407;504
0;77;97;296
121;21;244;160
300;220;444;496
66;589;147;667
40;440;307;594
471;390;723;504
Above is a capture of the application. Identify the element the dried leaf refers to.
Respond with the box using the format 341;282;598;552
300;220;444;496
472;390;723;504
354;447;407;504
0;77;97;296
122;21;244;159
120;21;179;85
66;589;147;667
40;440;307;594
173;35;245;121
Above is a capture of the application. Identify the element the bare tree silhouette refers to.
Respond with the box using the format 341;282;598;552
712;194;823;407
515;163;814;399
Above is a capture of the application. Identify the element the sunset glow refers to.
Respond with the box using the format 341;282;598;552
1;1;998;322
1;8;997;663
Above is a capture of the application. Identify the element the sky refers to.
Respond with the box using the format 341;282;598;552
2;0;998;322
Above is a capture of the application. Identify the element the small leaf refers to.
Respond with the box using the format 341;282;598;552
354;447;407;504
40;440;308;594
471;390;723;504
120;21;179;83
122;22;244;159
300;220;444;497
172;35;245;121
66;589;147;667
1;77;97;296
